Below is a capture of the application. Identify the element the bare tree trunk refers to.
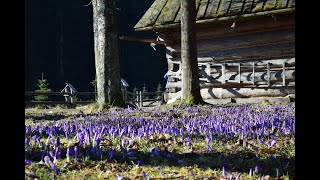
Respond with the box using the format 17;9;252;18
93;0;107;104
104;0;125;107
180;0;204;104
92;0;99;102
93;0;125;107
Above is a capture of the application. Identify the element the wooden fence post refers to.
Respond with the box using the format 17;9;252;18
282;62;286;86
267;63;271;86
252;62;255;84
221;63;226;84
139;91;143;107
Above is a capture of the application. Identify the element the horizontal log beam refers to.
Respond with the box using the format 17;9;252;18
197;57;295;66
171;28;295;53
167;86;295;99
119;36;165;44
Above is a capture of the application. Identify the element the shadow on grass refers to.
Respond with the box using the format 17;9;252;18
25;144;295;178
25;114;76;121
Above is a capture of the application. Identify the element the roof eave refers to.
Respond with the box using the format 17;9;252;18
134;8;295;32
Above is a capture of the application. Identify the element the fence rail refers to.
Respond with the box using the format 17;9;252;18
25;91;162;108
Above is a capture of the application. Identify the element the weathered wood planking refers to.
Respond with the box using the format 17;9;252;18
168;44;295;63
243;0;254;13
174;6;182;23
263;0;276;10
205;0;221;18
197;0;210;19
228;0;245;15
134;0;168;28
157;0;181;25
164;42;295;62
167;13;295;41
195;43;295;61
167;86;294;99
287;0;295;8
217;0;232;16
172;28;295;53
252;0;266;12
277;0;289;8
174;0;202;23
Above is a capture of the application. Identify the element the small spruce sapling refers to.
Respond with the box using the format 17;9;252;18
34;76;52;102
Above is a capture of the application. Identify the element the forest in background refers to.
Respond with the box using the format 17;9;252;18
25;0;167;93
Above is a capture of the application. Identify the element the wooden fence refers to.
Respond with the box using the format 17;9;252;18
25;91;162;108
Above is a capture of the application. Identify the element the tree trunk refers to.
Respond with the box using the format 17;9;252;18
93;0;107;104
92;0;125;107
180;0;204;104
104;0;125;107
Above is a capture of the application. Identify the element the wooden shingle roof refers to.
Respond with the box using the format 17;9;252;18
134;0;295;31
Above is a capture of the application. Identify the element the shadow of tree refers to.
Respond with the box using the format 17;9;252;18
25;114;74;121
26;143;295;178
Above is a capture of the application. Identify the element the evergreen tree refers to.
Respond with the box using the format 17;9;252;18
142;83;148;99
156;83;163;98
34;77;52;101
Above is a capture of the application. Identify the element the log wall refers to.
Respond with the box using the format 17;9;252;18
159;14;295;100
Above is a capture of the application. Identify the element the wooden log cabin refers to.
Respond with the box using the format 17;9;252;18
134;0;295;101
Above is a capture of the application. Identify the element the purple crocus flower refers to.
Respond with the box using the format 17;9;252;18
156;166;163;176
49;151;55;160
236;173;241;180
56;137;60;147
27;173;39;179
150;147;160;156
128;139;136;146
26;137;30;146
95;137;101;147
249;168;252;177
74;146;78;159
206;145;213;152
25;159;32;165
108;149;115;160
49;161;59;175
54;147;61;163
261;175;264;180
44;156;51;167
77;132;85;142
137;160;143;165
50;137;55;146
229;173;234;180
255;165;259;173
127;149;136;157
187;136;193;148
205;135;211;144
66;146;70;162
267;139;277;148
180;136;184;143
121;139;126;147
222;166;226;177
218;154;223;161
189;171;194;177
142;171;147;179
116;175;124;180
